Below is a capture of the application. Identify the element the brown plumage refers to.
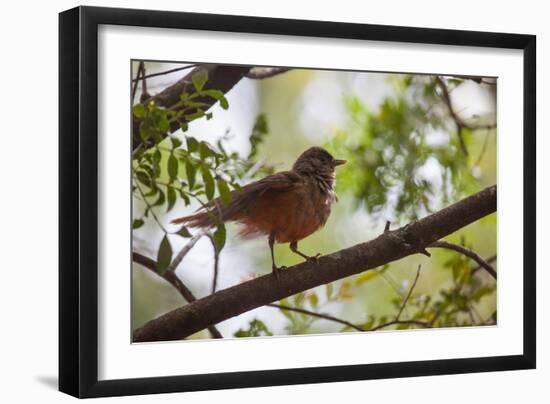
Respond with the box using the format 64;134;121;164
171;146;346;277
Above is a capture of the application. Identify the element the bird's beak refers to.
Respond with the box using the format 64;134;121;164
333;159;347;166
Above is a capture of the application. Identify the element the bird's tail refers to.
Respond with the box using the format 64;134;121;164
171;184;259;229
170;199;231;229
170;208;220;229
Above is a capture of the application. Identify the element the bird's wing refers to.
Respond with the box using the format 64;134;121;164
216;171;303;221
244;171;304;194
171;171;303;227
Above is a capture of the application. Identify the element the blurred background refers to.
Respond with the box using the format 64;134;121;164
131;62;497;339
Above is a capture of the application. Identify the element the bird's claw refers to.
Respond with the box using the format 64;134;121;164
306;253;322;264
272;265;287;280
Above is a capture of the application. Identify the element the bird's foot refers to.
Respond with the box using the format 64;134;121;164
301;253;322;264
272;265;287;280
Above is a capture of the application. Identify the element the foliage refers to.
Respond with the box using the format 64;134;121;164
132;70;259;273
234;319;273;337
249;113;269;159
325;75;483;221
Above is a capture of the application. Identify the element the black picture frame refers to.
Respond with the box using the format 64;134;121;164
59;5;536;398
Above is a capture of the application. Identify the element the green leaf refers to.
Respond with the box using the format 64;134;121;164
234;319;273;337
135;171;152;188
201;89;224;100
199;141;218;160
170;136;182;149
295;292;305;307
470;286;494;301
192;70;208;92
249;114;269;158
186;137;199;153
157;115;170;133
153;189;165;206
156;235;172;274
168;154;178;182
176;226;192;238
152;148;162;166
308;293;318;309
132;218;144;229
212;224;226;252
185;109;205;121
133;104;146;118
182;101;209;109
166;187;177;212
185;160;197;189
217;178;232;204
219;96;229;110
201;89;229;110
201;166;215;200
178;188;191;205
139;123;150;142
326;283;334;300
356;271;378;285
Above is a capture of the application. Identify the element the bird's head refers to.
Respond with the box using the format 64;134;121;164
292;146;346;176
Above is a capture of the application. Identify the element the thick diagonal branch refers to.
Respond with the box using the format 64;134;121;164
132;64;251;151
133;185;496;342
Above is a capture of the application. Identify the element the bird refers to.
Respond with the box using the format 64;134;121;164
171;146;346;278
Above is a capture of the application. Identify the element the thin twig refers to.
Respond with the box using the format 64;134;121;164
396;265;421;321
369;319;430;331
435;76;497;131
475;128;492;166
429;240;497;279
132;251;223;339
131;62;144;103
138;61;150;103
266;303;365;332
168;230;206;272
242;158;266;182
206;235;220;294
434;76;496;157
132;170;168;233
131;64;198;82
245;67;292;79
472;255;497;275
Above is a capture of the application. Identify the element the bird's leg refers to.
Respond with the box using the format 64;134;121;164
290;241;321;263
269;233;286;279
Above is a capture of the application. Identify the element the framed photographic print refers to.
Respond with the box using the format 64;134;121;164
59;6;536;398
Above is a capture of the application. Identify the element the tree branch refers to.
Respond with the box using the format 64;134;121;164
369;320;430;331
131;64;198;82
395;265;421;321
132;64;251;151
168;230;206;272
133;185;496;342
266;303;365;332
132;251;223;339
434;77;496;157
472;255;496;275
245;67;292;79
435;76;497;131
206;235;221;294
131;62;144;103
429;240;497;279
